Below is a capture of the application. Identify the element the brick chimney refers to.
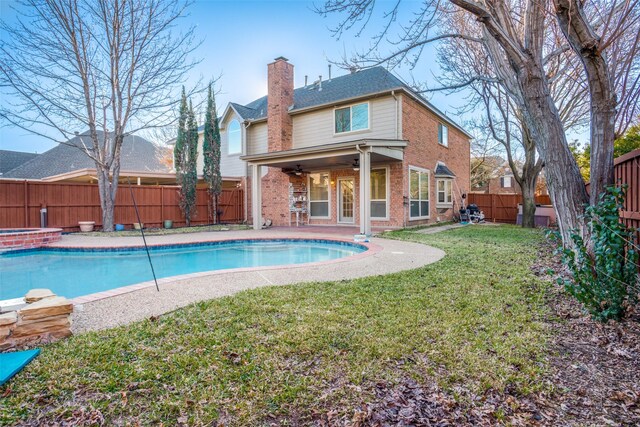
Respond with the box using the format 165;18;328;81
267;56;294;152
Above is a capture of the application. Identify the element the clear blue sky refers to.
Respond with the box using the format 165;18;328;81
0;0;478;153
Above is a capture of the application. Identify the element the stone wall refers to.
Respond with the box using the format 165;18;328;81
0;289;73;351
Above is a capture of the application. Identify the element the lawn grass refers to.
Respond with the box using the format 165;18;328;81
0;225;550;425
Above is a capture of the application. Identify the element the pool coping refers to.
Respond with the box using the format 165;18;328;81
2;237;382;306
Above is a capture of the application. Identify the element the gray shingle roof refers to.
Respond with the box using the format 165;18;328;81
3;131;170;179
435;163;456;177
231;66;469;137
0;150;40;175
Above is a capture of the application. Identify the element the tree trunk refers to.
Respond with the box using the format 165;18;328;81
516;61;589;243
554;0;616;205
470;20;589;245
520;177;537;228
96;166;115;232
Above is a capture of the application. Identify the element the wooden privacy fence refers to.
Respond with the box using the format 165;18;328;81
0;180;244;231
467;193;552;223
614;148;640;246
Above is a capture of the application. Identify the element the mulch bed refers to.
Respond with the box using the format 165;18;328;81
535;244;640;426
311;241;640;426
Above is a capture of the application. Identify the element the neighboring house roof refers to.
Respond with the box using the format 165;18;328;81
3;131;170;180
435;163;456;177
232;66;470;138
0;150;40;175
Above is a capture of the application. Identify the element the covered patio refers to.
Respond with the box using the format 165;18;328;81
241;139;407;235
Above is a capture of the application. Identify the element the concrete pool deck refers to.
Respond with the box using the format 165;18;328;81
45;227;445;333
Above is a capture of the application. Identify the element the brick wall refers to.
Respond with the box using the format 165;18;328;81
259;57;296;226
0;228;62;251
487;176;522;194
401;95;471;224
267;57;294;152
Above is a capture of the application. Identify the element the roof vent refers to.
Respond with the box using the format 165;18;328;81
318;75;322;91
349;65;359;74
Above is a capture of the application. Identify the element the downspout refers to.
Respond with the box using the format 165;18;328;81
243;120;252;224
356;144;364;230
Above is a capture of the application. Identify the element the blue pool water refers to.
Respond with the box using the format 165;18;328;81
0;239;365;300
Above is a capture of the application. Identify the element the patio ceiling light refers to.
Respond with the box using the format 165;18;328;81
352;158;360;171
294;164;303;176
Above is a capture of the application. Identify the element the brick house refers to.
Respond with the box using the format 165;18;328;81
487;166;521;195
208;57;471;233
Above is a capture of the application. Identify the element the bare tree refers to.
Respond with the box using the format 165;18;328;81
0;0;200;231
433;12;546;228
554;0;640;204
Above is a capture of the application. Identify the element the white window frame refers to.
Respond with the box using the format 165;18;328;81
436;179;453;207
501;175;512;188
333;101;371;135
438;123;449;147
409;166;430;220
308;171;331;219
370;166;390;220
227;119;242;155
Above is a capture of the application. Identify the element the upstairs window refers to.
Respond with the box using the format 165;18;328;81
335;102;369;133
501;176;512;188
228;120;241;154
438;123;448;147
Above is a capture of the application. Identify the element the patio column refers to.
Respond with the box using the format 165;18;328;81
251;164;262;230
359;148;371;235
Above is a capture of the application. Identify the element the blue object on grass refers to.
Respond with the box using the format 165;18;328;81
0;348;40;386
115;224;125;231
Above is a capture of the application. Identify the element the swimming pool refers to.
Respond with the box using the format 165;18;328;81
0;239;366;300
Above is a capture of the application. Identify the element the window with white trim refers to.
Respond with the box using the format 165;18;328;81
334;102;369;133
409;167;430;219
438;123;448;147
309;172;330;218
501;176;512;188
437;179;453;206
228;120;242;154
370;168;388;219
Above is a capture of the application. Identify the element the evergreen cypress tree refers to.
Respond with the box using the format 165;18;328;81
175;88;198;226
203;83;222;224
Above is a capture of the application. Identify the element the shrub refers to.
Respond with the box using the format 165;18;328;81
554;185;639;321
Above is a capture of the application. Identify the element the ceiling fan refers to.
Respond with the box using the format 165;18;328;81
283;164;306;176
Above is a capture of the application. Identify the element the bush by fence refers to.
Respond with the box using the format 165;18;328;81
0;180;244;231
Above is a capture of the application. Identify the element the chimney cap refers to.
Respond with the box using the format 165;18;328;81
274;56;289;62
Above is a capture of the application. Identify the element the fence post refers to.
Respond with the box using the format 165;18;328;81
160;186;164;224
23;180;28;227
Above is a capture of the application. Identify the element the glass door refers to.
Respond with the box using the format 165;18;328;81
338;178;355;223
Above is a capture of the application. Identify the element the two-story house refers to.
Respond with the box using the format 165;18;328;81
206;57;471;233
